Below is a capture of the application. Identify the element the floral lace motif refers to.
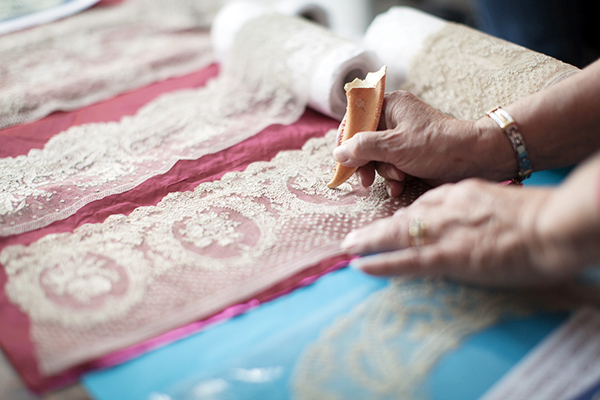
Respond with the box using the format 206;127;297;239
401;23;579;121
291;277;600;400
0;14;355;236
0;0;223;130
292;278;536;400
0;129;428;375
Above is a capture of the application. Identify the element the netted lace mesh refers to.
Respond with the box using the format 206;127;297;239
401;23;578;120
0;13;356;236
0;0;225;130
1;129;428;374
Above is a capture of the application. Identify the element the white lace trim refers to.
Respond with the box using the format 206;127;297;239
0;129;428;375
0;0;222;130
401;23;578;121
291;276;600;400
291;278;536;400
0;13;358;236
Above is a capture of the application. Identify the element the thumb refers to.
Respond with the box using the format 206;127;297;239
332;130;395;168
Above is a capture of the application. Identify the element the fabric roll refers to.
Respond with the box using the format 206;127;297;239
363;7;446;92
364;6;578;121
211;0;382;120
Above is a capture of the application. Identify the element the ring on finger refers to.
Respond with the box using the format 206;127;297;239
408;215;428;248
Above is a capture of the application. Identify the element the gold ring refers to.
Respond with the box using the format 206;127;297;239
408;215;427;247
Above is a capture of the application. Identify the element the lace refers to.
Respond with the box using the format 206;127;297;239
0;0;221;130
0;129;428;375
292;278;537;400
401;23;579;121
0;13;357;236
290;24;582;400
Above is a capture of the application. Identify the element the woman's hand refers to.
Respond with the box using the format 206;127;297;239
342;178;587;287
333;90;516;197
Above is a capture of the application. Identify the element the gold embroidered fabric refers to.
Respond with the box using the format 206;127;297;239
0;129;427;375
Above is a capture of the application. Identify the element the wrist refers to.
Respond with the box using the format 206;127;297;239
473;116;521;182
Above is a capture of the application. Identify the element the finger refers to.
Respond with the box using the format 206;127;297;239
341;213;410;255
332;130;396;168
374;162;406;182
385;180;405;197
410;183;452;207
350;248;443;277
356;164;376;187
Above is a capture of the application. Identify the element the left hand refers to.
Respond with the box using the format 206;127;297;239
342;178;574;287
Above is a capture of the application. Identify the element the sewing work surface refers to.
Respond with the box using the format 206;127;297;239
1;2;598;400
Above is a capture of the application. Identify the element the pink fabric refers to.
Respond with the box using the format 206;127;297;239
0;65;341;393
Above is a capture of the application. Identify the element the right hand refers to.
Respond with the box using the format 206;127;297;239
333;90;504;196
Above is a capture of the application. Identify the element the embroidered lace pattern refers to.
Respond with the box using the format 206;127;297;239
291;276;600;400
0;0;224;130
0;14;355;236
0;129;428;375
401;23;579;121
292;278;538;400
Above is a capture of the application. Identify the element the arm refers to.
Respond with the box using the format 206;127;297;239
332;59;600;195
477;58;600;178
341;152;600;287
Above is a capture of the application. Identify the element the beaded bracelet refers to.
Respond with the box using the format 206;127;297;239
486;106;532;182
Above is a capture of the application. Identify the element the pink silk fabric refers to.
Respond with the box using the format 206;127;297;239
0;64;341;393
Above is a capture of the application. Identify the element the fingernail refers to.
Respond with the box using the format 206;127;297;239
332;145;349;163
388;167;403;182
349;259;366;271
386;182;393;197
357;173;366;188
341;230;359;252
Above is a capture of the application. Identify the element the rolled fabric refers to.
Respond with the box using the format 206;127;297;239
363;7;446;92
364;6;578;120
211;0;382;120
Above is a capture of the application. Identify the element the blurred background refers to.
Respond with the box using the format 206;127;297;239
374;0;599;68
